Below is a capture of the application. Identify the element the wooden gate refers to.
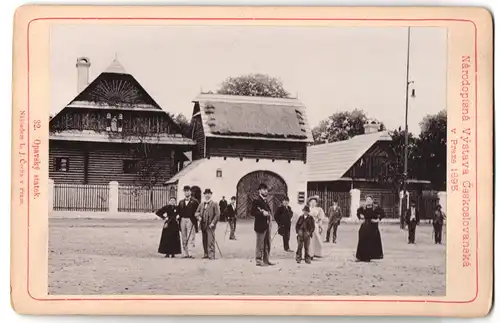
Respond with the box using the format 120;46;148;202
236;171;287;218
306;190;350;218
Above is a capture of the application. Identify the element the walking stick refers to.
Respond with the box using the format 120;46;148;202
209;227;223;258
271;229;279;242
184;223;195;258
224;221;230;240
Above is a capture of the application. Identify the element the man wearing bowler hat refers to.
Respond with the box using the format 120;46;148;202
251;183;275;266
195;188;220;260
177;185;199;258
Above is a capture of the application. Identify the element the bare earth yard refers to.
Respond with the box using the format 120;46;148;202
49;218;445;296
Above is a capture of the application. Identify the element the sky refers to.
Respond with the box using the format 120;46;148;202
50;24;447;134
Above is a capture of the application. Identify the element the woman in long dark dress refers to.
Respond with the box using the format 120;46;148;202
156;197;182;258
355;196;384;262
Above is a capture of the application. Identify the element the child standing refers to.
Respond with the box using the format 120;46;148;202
296;205;315;264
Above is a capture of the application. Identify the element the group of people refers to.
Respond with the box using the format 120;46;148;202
155;183;446;265
155;185;238;260
248;183;345;265
403;200;447;245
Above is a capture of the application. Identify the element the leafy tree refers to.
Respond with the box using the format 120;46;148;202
167;112;191;138
379;127;419;190
109;113;191;211
311;109;385;144
415;110;447;190
217;74;290;98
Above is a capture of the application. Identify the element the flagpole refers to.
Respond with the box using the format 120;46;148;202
401;26;412;229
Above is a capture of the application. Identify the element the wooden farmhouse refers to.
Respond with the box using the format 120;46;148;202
49;57;195;187
166;93;313;217
307;120;435;219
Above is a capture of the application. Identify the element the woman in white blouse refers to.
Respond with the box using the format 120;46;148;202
307;196;326;259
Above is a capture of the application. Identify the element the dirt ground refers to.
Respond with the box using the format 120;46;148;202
48;218;446;296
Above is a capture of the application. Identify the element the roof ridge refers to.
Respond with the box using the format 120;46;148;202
194;93;304;106
310;131;390;148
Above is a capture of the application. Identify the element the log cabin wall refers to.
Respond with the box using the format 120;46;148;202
345;143;392;180
49;141;176;185
49;141;86;183
206;137;307;162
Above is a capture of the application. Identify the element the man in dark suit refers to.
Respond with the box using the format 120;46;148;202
405;200;420;244
433;204;446;244
177;185;200;258
325;198;342;243
219;196;228;222
251;183;275;267
224;196;237;240
195;189;220;260
274;196;294;252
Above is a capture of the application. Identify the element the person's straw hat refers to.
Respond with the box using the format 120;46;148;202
306;195;320;205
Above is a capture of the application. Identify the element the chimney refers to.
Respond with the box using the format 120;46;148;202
363;119;380;134
76;57;91;93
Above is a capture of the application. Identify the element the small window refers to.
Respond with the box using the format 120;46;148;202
55;157;69;172
123;160;139;174
216;169;222;178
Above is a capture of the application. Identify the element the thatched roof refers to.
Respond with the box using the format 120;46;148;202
193;94;313;142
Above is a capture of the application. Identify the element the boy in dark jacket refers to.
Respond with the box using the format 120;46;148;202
296;205;315;264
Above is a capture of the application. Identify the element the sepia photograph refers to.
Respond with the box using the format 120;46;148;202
46;23;449;297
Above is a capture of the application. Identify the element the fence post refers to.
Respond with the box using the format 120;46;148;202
437;191;447;214
349;188;360;222
48;178;54;212
109;181;119;213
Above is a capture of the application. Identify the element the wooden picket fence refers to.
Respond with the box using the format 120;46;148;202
118;186;172;213
53;183;175;213
53;183;109;212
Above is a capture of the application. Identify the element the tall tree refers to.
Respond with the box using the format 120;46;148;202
167;112;191;138
217;74;290;98
311;109;385;144
379;127;419;191
415;110;447;190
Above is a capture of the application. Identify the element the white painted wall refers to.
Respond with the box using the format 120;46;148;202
176;157;307;213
